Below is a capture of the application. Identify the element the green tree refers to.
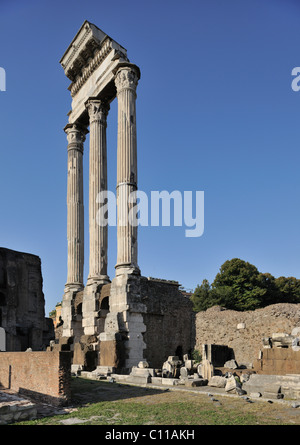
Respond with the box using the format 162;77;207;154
211;258;266;311
275;276;300;304
191;279;213;312
192;258;300;312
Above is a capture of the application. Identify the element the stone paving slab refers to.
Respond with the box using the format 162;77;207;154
0;390;37;424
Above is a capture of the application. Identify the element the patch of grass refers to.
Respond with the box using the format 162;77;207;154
14;377;300;426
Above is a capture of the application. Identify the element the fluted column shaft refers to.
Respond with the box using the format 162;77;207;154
86;99;110;285
114;65;140;275
64;123;86;290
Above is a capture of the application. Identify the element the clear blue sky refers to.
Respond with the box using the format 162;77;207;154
1;0;300;315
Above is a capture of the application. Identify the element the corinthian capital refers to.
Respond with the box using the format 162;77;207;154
85;99;110;125
64;123;88;150
114;66;139;94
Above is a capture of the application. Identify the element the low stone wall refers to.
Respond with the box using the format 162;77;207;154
260;348;300;375
0;351;71;405
195;304;300;367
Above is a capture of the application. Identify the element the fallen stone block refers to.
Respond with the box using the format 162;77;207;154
208;376;227;388
160;378;178;386
250;392;262;398
185;378;208;387
130;367;151;378
92;366;115;377
291;327;300;337
126;375;151;384
225;375;242;393
110;374;129;383
237;323;246;330
272;333;293;348
263;385;283;399
291;401;300;408
138;361;149;369
151;377;162;385
224;359;238;369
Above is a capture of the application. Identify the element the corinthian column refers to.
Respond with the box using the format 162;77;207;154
114;64;141;275
62;123;87;338
86;98;110;286
64;123;87;291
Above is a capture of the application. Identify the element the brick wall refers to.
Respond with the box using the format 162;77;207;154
0;351;71;405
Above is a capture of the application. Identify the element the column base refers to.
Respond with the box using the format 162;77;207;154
115;264;140;277
64;283;84;294
86;275;110;287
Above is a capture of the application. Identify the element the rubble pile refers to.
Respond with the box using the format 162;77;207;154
73;329;300;402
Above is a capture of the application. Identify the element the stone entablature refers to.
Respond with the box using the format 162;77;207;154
60;20;129;124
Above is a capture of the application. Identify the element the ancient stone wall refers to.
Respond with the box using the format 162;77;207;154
260;347;300;375
0;351;71;405
195;304;300;367
141;278;195;369
0;247;54;351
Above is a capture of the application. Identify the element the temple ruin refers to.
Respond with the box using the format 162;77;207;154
57;20;194;372
0;247;54;352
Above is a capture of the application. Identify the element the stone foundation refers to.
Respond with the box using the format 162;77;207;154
0;391;37;425
56;275;194;373
98;275;195;372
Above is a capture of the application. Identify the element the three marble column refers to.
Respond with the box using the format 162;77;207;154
63;64;140;335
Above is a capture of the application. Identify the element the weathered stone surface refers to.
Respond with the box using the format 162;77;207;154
208;376;227;388
272;333;294;348
138;361;149;369
180;367;189;378
237;323;246;329
185;378;208;387
225;375;242;393
224;359;238;369
151;377;163;385
250;392;262;398
0;248;54;351
184;360;194;370
126;375;151;384
201;359;214;380
291;327;300;337
263;384;282;399
130;367;151;378
195;304;300;368
160;378;178;386
260;348;300;375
